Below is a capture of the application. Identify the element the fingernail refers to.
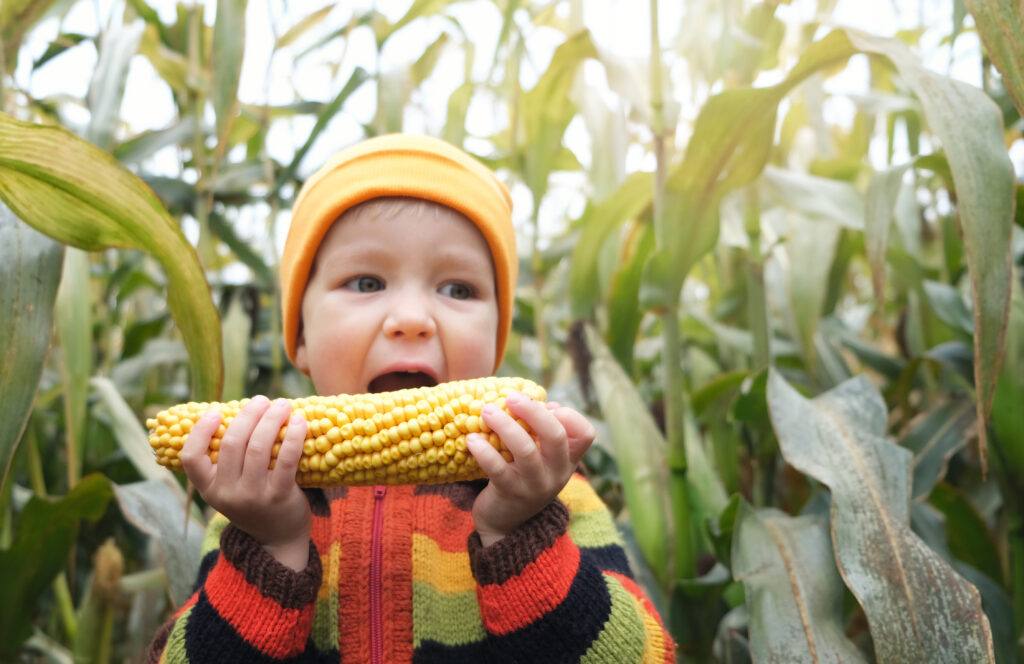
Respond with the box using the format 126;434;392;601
506;391;521;404
482;403;499;416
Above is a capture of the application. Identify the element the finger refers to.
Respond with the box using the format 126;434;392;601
242;399;293;483
481;400;541;470
546;401;561;410
216;396;271;482
269;414;308;493
504;391;569;465
551;407;596;464
466;432;510;481
180;409;220;492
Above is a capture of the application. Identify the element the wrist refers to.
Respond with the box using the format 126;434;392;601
476;528;508;548
262;538;311;571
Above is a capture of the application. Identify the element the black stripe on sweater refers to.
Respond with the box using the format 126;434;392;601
190;549;219;595
182;589;338;664
414;553;611;663
580;544;633;579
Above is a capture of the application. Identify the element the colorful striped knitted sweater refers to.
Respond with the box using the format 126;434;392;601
146;473;674;663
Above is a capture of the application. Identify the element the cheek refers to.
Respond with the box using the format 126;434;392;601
448;318;499;376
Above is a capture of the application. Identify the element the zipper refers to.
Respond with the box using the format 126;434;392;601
370;485;386;664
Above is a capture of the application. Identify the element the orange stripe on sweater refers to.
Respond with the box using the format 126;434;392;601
476;532;579;635
204;559;314;658
410;492;477;551
172;591;198;620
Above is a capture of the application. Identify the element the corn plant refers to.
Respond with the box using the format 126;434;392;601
0;0;1021;662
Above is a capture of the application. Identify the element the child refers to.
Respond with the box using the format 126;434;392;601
146;134;675;663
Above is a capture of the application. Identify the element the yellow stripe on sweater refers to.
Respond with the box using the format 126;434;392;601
412;533;475;593
632;582;669;663
558;474;610;513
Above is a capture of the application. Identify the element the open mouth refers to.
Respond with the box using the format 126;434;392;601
368;371;438;393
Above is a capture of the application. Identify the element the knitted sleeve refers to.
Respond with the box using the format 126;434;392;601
144;514;333;664
466;473;675;663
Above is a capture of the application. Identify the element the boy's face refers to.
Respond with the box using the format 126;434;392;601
294;204;500;395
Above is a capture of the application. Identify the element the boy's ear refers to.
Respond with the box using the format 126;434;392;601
293;329;309;374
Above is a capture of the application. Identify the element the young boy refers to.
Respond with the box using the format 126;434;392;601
146;134;674;663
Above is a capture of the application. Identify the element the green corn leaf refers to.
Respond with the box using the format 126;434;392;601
645;30;859;308
0;203;63;492
845;30;1015;470
732;503;868;663
443;80;474;147
607;222;654;371
380;0;459;44
568;171;653;318
785;213;843;373
990;272;1024;481
520;29;597;202
86;20;145;151
90;377;168;484
583;324;672;586
0;474;113;658
212;0;248;152
54;248;91;486
1;0;63;71
274;67;370;194
275;4;334;50
963;0;1024;119
864;162;913;307
930;483;1003;587
760;165;865;230
900;400;976;500
0;112;223;401
113;479;204;607
221;293;251;402
32;32;90;70
767;370;995;663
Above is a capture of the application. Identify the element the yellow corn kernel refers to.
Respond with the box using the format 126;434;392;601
147;377;546;487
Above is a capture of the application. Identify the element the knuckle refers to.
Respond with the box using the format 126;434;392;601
180;448;203;465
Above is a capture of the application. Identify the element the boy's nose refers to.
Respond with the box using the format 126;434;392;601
382;296;437;339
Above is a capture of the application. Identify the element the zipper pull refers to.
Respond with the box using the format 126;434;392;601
374;485;386;499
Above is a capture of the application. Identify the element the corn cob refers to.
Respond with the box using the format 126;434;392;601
146;377;545;487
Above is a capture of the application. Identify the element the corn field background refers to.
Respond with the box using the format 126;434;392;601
1;0;1023;661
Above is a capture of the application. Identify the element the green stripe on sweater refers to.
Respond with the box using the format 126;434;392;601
165;604;193;662
580;575;646;664
200;514;230;557
412;580;485;647
568;508;624;548
311;590;338;652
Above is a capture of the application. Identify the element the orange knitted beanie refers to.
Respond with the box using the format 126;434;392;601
280;134;517;373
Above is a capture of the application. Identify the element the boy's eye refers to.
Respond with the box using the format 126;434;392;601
345;276;384;293
439;282;473;300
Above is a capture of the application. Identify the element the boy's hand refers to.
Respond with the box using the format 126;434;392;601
180;397;312;570
466;391;595;547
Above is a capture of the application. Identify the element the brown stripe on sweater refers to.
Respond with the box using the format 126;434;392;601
414;479;485;510
220;524;322;608
143;617;174;663
303;487;333;517
467;499;570;585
